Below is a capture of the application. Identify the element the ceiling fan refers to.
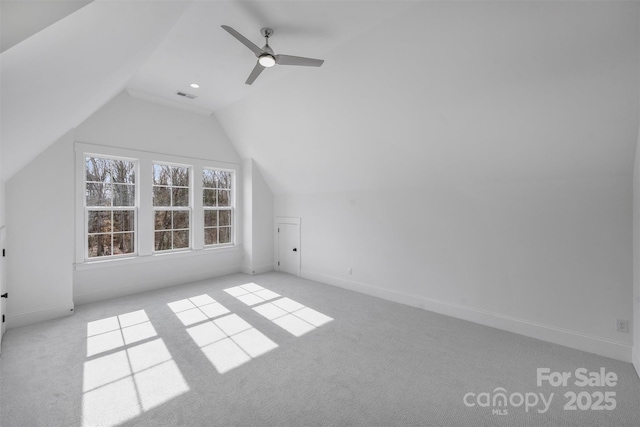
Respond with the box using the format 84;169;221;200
221;25;324;85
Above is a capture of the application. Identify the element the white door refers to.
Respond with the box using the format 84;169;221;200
278;222;300;276
0;227;6;354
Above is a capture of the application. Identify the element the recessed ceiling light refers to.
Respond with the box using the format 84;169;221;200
190;83;200;89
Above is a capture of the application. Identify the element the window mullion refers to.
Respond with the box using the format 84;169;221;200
137;160;152;256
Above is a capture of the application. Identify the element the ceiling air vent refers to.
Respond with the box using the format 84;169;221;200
176;91;197;100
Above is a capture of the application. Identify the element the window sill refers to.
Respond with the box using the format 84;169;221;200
74;245;241;271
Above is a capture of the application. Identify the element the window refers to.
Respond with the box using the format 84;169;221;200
203;169;233;245
153;163;191;251
76;142;239;266
85;156;136;258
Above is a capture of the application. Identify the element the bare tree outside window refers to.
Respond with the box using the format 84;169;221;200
153;163;191;251
203;169;233;245
85;156;136;258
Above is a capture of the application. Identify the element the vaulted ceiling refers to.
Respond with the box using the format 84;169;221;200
2;0;639;195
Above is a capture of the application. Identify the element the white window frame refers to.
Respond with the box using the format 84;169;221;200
74;142;240;267
203;167;235;248
83;154;139;261
152;161;193;253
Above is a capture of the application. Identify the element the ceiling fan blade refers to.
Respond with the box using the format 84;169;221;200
276;54;324;67
221;25;263;57
246;62;265;85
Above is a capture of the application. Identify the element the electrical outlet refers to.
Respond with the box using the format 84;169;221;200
616;319;629;333
348;267;353;275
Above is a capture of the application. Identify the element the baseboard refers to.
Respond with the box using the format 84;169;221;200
301;270;633;363
75;265;242;305
241;263;274;275
7;303;74;329
633;347;640;379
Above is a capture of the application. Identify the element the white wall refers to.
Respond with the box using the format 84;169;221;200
6;130;75;328
5;91;246;325
74;91;240;163
633;126;640;376
276;177;633;361
241;158;274;275
0;144;4;227
251;161;274;272
0;144;6;345
242;159;254;273
73;92;243;304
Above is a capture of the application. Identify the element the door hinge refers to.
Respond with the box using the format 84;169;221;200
278;228;279;232
2;249;4;257
278;261;280;266
2;314;4;323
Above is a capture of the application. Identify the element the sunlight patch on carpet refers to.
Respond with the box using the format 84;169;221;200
168;293;278;374
86;310;157;357
82;311;189;427
253;297;333;337
167;294;230;326
223;283;281;306
185;313;278;374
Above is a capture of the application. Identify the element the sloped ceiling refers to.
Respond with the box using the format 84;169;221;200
0;0;192;180
126;0;414;111
1;0;94;52
2;1;639;195
215;1;640;194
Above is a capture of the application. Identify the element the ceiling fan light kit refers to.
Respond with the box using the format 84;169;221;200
258;54;276;68
221;25;324;85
